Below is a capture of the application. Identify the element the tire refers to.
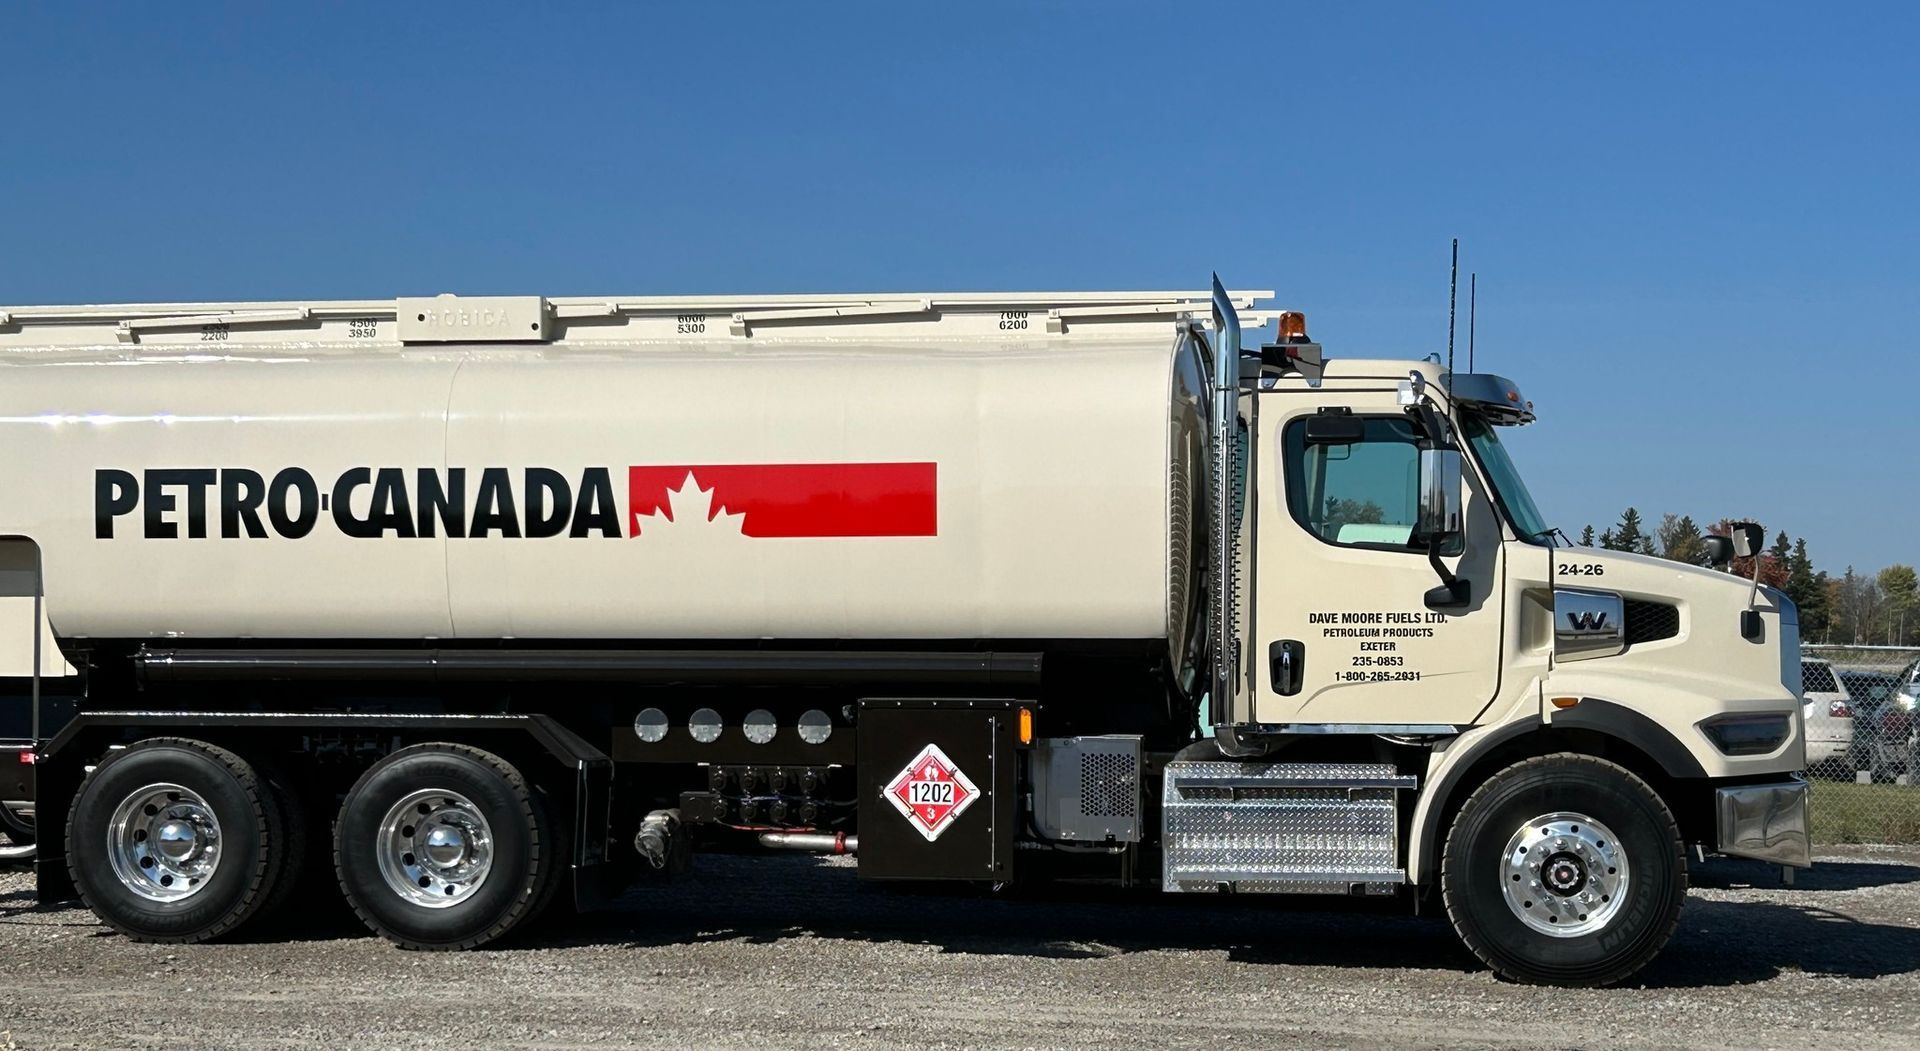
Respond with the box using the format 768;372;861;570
249;762;311;926
1;801;35;845
521;780;571;927
333;743;554;950
1440;753;1686;987
65;738;293;943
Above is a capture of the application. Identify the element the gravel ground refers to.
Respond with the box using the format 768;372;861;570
1;848;1917;1050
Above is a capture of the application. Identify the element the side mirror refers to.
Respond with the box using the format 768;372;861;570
1703;535;1734;568
1727;520;1767;639
1304;413;1365;446
1418;447;1470;609
1418;448;1463;539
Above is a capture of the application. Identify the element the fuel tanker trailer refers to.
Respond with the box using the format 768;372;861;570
0;283;1810;985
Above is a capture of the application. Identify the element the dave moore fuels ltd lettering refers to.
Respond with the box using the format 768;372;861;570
1308;610;1448;638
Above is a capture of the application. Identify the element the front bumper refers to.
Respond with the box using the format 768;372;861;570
1716;778;1812;868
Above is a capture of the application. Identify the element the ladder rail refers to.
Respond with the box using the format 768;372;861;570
0;290;1281;347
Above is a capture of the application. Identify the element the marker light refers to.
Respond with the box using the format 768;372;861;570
688;707;723;744
743;708;777;744
633;707;669;743
1551;696;1581;709
1018;707;1034;745
797;709;833;745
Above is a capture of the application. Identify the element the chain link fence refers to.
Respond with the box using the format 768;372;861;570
1801;643;1920;844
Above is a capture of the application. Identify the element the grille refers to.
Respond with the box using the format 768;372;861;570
1080;752;1138;818
1624;600;1680;645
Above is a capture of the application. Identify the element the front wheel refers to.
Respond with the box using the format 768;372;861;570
1440;754;1686;987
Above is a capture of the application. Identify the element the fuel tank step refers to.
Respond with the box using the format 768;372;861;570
1161;760;1415;894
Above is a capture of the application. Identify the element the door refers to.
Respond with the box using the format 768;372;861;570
1250;398;1505;727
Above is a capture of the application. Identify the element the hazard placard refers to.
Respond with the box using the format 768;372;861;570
882;743;979;841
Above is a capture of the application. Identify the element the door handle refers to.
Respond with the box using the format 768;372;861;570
1269;639;1306;696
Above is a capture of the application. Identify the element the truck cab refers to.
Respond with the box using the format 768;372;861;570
1152;288;1808;983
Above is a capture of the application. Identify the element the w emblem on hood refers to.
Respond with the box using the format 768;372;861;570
1565;610;1611;632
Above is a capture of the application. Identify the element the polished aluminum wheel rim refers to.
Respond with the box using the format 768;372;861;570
107;782;221;903
376;789;493;909
1500;811;1629;938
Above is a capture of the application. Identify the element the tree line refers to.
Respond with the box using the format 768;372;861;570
1578;508;1917;646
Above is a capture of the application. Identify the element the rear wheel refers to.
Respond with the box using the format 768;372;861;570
1440;753;1686;987
65;738;294;942
249;762;311;926
334;743;555;950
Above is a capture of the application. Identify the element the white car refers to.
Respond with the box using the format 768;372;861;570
1801;657;1856;775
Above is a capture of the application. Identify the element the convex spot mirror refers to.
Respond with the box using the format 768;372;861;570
1730;522;1765;560
1703;535;1734;568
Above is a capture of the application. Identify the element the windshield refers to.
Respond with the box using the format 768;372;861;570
1461;414;1553;545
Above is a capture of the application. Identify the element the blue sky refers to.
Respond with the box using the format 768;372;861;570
3;3;1914;572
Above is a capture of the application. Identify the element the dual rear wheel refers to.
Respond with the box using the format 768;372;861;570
66;739;559;948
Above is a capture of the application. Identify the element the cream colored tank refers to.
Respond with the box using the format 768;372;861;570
0;333;1208;651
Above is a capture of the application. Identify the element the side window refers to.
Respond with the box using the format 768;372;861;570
1283;415;1438;552
1801;661;1839;695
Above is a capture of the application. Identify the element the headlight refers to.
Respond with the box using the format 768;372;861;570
1700;713;1793;757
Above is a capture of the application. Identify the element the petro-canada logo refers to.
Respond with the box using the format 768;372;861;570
93;461;938;541
629;462;937;539
883;744;979;841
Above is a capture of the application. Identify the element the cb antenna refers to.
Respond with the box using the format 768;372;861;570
1446;238;1458;375
1468;272;1476;373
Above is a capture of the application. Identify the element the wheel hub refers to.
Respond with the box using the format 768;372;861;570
106;783;222;903
375;789;494;909
422;825;469;868
1542;851;1588;895
155;820;201;861
1499;811;1629;938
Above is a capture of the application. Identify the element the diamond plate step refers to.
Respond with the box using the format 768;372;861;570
1161;760;1413;894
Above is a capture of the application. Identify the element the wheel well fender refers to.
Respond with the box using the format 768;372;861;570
1409;704;1706;885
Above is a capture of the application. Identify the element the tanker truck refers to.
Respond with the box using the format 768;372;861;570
0;281;1808;985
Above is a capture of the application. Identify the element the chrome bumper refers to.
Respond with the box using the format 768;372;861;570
1716;778;1811;868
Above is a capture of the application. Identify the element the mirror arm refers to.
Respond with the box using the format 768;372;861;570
1423;532;1470;609
1405;401;1459;450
